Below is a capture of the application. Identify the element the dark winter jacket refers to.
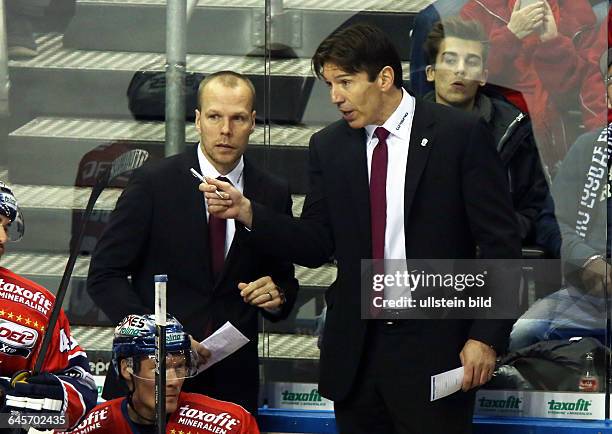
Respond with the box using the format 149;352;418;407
425;91;550;243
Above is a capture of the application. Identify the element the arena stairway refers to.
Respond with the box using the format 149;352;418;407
2;0;428;386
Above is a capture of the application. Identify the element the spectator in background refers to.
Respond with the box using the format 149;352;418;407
409;0;470;96
423;17;549;245
509;48;612;351
460;0;598;173
577;5;610;132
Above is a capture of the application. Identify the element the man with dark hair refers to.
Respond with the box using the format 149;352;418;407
87;70;298;414
423;17;549;245
202;23;521;433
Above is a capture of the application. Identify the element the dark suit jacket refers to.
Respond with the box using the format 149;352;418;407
240;97;522;402
87;144;298;411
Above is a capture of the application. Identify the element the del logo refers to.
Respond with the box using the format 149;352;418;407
478;396;521;410
281;389;323;403
547;399;591;412
0;319;38;349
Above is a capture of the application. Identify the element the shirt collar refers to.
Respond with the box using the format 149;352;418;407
197;143;244;186
365;88;414;143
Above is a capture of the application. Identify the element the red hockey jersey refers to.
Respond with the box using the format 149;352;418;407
66;392;261;434
0;266;97;428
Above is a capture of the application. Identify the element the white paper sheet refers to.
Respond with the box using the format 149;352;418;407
197;322;250;373
430;366;464;401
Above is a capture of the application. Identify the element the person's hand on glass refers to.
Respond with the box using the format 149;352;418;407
539;0;558;42
507;0;546;40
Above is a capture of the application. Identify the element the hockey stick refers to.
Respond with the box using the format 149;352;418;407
32;149;150;375
154;274;167;434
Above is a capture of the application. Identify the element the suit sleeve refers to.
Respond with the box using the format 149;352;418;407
461;119;523;354
260;183;300;322
239;134;334;268
87;168;154;323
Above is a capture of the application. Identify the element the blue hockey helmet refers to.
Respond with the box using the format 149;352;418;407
0;182;24;242
112;313;197;379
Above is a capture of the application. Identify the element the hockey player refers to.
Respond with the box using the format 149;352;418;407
66;313;260;434
0;181;98;430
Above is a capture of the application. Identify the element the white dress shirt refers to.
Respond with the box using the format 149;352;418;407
365;88;415;261
197;143;245;258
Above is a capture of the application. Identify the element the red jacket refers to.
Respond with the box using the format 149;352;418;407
461;0;597;165
65;392;261;433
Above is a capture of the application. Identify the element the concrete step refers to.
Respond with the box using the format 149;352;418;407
8;34;409;123
63;0;431;57
4;181;306;253
1;250;335;328
7;116;319;189
73;325;320;361
1;251;335;289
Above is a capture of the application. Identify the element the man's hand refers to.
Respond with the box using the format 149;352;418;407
238;276;285;310
189;336;211;366
507;0;546;40
460;339;496;391
539;0;558;42
581;257;612;296
199;178;253;228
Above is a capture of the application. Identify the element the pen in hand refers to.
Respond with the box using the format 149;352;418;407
190;168;225;199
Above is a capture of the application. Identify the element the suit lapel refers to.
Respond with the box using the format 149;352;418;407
179;145;214;288
404;98;436;228
341;125;371;256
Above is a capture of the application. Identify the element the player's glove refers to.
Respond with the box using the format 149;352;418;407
3;372;64;414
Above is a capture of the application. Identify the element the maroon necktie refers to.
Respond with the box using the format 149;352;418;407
370;127;389;261
369;128;389;318
209;176;229;278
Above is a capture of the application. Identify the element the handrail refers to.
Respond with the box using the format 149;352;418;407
0;0;10;117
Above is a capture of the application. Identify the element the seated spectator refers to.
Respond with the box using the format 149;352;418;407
423;17;549;244
460;0;598;172
409;0;470;96
577;5;610;132
509;49;612;351
66;314;260;434
0;181;97;430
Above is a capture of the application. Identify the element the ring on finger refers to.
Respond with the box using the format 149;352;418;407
267;292;274;301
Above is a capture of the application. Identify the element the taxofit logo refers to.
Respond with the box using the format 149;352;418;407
0;278;52;315
547;399;592;413
478;396;522;410
281;389;323;404
176;404;241;432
